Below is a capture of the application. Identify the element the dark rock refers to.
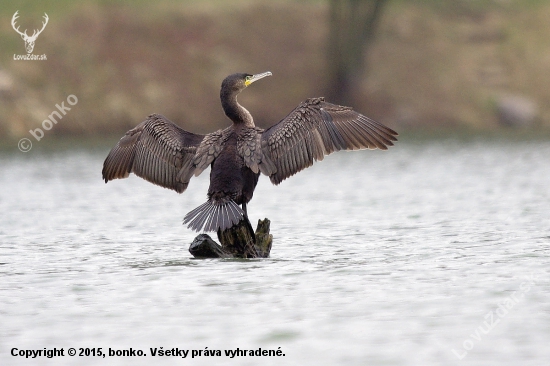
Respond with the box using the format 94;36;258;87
189;233;231;258
496;95;538;127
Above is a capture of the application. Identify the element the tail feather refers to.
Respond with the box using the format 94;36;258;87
183;200;244;232
204;204;217;232
220;204;228;232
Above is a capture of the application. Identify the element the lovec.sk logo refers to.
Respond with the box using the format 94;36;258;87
12;11;48;60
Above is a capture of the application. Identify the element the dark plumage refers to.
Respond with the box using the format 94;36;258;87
102;72;398;232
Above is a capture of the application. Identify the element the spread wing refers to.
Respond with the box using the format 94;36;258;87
102;113;205;193
259;98;398;185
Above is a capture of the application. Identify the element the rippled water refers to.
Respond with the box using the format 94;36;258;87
1;136;549;365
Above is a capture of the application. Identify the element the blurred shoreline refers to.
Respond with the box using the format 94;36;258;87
1;0;549;141
3;126;550;154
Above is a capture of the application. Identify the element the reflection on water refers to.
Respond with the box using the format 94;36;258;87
0;137;549;365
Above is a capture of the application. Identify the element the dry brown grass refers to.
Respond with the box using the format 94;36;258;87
365;1;550;129
1;1;549;140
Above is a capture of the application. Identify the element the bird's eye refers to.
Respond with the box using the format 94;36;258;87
245;76;251;81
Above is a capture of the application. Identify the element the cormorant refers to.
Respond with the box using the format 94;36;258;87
102;72;397;232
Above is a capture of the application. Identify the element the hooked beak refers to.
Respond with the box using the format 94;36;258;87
245;71;272;86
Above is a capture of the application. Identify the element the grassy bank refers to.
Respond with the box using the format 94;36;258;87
1;0;549;140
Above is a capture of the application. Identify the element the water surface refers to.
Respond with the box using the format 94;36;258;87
1;137;549;365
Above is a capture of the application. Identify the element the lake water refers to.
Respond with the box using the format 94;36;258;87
0;135;549;365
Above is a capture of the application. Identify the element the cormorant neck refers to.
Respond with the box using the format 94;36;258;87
221;88;254;127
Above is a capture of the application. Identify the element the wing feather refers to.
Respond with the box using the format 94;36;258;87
192;129;227;177
260;98;398;185
102;113;205;193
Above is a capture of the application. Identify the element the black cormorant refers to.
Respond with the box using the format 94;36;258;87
102;72;398;232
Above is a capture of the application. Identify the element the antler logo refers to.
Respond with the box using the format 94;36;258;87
11;11;49;54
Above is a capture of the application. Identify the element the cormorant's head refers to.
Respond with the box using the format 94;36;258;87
221;71;272;95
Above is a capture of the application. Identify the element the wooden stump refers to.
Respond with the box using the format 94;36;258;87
253;218;273;258
189;218;273;259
